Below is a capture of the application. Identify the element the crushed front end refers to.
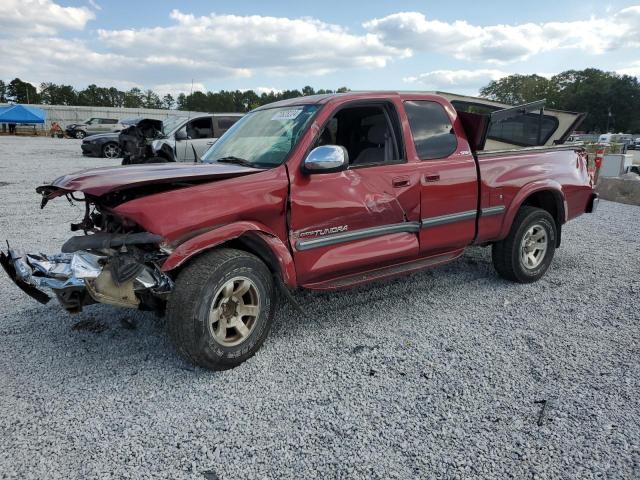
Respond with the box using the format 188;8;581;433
1;185;174;314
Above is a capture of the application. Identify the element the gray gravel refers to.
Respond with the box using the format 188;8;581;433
1;136;639;479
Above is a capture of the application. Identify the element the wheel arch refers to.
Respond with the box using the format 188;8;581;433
500;181;566;247
161;222;297;288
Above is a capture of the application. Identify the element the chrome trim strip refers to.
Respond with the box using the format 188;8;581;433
295;222;420;251
481;206;506;217
421;210;476;228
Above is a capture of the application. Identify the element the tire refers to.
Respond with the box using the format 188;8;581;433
102;142;121;159
167;248;276;370
75;130;86;139
492;206;557;283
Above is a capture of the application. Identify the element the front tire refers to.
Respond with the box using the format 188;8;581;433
167;249;276;370
492;206;556;283
75;130;86;139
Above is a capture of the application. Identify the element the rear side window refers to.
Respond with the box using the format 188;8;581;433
100;119;118;124
215;117;240;137
404;101;457;160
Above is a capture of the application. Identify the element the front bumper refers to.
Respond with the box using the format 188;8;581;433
586;192;599;213
1;241;173;313
81;142;102;157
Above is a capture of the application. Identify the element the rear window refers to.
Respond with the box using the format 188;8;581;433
404;101;457;160
488;115;558;146
217;118;238;130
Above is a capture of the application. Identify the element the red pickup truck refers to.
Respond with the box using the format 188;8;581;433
1;92;598;370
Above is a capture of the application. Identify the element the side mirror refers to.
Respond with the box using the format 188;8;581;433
303;145;348;174
175;129;188;141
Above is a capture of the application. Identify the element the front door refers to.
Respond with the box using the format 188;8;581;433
177;117;216;161
289;101;421;285
403;99;478;254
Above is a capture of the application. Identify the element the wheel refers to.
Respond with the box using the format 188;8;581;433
75;130;86;139
102;142;121;159
492;206;556;283
167;248;276;370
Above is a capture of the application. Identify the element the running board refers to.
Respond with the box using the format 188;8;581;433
301;249;464;291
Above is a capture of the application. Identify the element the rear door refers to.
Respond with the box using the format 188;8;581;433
289;99;421;284
402;99;479;254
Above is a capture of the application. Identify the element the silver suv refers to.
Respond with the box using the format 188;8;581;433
150;114;243;162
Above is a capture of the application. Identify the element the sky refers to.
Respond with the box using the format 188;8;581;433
1;0;639;97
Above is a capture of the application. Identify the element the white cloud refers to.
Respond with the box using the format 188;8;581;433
254;87;283;95
364;6;640;63
404;69;509;89
153;82;207;97
618;61;640;78
0;0;94;35
96;10;409;77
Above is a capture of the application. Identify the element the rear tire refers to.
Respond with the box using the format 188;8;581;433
492;206;556;283
167;249;276;370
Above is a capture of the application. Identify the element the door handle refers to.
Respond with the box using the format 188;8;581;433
424;174;440;182
392;176;410;188
206;141;215;145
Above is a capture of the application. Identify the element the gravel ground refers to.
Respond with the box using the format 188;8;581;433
0;136;639;479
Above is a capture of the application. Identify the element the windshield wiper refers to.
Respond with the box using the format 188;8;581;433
215;156;256;168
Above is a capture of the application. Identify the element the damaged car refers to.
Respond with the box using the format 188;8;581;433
2;92;597;371
120;114;243;164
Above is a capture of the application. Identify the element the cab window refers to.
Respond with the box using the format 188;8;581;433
186;117;214;139
404;101;457;160
315;104;402;167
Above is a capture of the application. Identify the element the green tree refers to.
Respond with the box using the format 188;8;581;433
143;89;162;109
124;88;144;108
39;82;78;105
550;69;640;132
7;78;39;103
0;80;6;103
479;74;556;105
162;93;175;109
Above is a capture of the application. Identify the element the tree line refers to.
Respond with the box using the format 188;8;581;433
0;78;348;113
479;68;640;133
1;68;637;132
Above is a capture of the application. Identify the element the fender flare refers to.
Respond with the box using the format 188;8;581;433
499;180;566;239
161;221;297;287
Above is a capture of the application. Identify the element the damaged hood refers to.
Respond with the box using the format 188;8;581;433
37;163;263;200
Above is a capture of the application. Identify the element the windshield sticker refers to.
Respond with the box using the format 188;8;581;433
271;109;303;121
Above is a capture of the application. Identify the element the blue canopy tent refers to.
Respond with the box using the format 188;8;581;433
0;104;46;124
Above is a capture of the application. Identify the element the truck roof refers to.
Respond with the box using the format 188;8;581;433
254;91;441;110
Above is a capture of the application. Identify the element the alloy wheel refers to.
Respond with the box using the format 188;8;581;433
208;276;260;347
520;224;548;270
103;143;121;159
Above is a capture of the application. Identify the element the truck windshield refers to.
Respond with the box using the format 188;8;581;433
202;105;319;167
